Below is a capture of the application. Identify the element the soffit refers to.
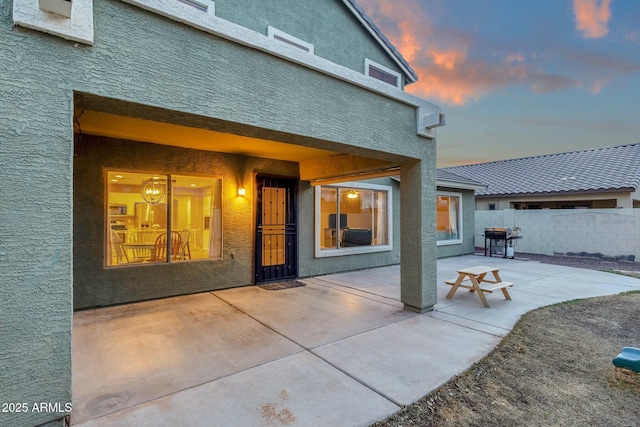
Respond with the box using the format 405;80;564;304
75;110;338;162
74;93;415;166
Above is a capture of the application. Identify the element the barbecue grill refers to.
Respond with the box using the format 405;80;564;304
484;227;520;258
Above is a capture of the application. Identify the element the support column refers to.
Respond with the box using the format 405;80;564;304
400;157;437;313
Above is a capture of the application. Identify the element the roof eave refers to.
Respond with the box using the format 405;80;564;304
476;187;637;198
437;180;487;191
342;0;418;83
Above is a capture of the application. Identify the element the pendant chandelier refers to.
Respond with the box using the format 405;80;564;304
141;178;166;204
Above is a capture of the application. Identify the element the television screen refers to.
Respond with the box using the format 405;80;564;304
328;213;348;229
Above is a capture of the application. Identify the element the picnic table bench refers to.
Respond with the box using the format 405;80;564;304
445;265;513;308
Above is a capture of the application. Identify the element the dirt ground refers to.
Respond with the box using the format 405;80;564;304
372;257;640;427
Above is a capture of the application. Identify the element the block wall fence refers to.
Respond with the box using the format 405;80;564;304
475;208;640;262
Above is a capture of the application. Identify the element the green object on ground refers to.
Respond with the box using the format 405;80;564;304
613;347;640;372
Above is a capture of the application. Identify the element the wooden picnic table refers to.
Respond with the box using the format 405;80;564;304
445;265;513;308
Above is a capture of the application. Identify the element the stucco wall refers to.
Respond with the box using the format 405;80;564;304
1;1;436;425
215;0;404;87
0;1;73;425
436;188;476;258
476;208;640;261
74;136;301;309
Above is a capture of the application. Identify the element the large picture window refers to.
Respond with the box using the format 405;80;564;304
437;192;462;245
315;182;392;257
106;171;222;266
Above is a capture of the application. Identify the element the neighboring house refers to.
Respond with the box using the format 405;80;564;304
443;143;640;210
2;1;444;425
435;170;486;257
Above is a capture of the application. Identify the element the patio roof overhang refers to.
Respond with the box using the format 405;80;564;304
74;93;404;183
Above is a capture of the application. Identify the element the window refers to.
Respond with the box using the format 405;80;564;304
106;171;222;266
437;192;462;245
315;182;392;257
267;26;314;54
488;203;496;210
364;59;401;88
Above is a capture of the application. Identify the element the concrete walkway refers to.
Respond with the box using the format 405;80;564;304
71;255;640;426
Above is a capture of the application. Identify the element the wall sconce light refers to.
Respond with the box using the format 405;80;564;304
237;187;246;197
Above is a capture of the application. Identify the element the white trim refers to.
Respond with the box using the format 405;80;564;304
13;0;94;45
267;26;314;54
364;58;401;89
436;191;463;246
314;182;393;258
340;0;416;83
117;0;442;139
177;0;210;13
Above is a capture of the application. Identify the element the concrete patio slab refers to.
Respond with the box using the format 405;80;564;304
435;290;561;331
72;293;302;425
75;352;399;427
71;255;640;426
313;315;502;405
215;282;415;349
426;311;512;337
514;274;640;300
310;265;402;301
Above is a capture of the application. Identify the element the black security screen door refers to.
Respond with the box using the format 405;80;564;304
255;176;298;282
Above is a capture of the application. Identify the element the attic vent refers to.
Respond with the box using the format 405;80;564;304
364;59;401;89
267;26;314;54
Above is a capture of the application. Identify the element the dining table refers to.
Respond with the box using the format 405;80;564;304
121;242;155;261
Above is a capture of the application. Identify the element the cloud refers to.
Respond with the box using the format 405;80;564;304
503;53;527;64
359;0;637;105
624;29;640;42
359;0;578;105
359;0;527;104
573;0;612;39
562;48;640;92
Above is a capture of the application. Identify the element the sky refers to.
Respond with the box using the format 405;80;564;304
358;0;640;167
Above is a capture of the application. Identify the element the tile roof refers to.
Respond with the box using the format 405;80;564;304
436;169;486;189
442;143;640;197
344;0;418;83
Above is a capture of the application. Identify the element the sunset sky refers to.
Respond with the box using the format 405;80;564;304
358;0;640;167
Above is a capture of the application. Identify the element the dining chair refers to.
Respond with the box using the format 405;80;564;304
110;230;130;264
126;228;155;262
150;231;182;262
179;227;192;260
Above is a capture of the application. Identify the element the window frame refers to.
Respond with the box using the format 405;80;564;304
436;191;463;246
364;58;402;89
104;169;223;268
267;26;315;54
314;181;393;258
